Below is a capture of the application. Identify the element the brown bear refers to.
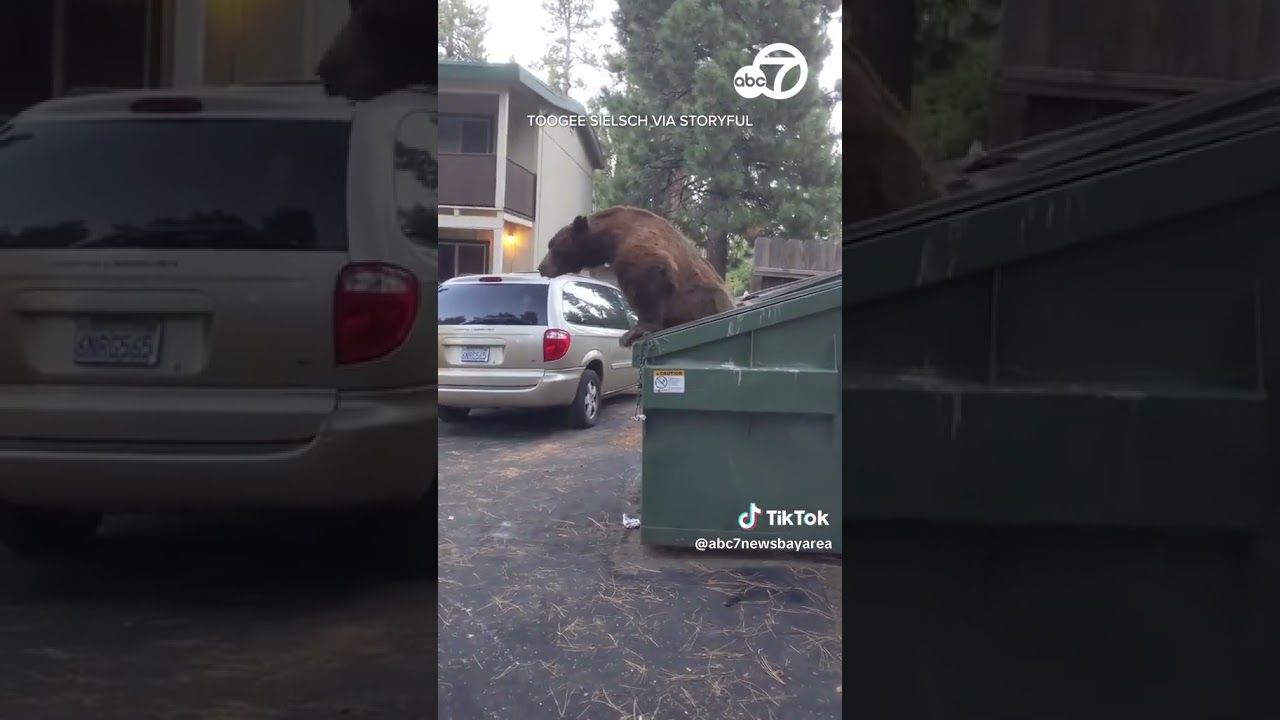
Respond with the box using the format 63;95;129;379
315;0;433;102
537;207;736;348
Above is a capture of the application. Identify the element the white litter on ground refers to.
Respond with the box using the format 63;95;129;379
622;514;641;529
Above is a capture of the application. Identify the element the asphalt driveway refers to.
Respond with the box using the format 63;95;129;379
438;399;843;720
0;514;437;719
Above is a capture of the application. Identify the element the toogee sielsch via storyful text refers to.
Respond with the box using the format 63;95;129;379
527;114;752;128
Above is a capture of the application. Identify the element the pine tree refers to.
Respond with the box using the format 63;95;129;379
438;0;489;62
596;0;842;278
911;0;1004;159
535;0;604;95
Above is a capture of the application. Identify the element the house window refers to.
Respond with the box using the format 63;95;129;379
439;115;493;154
63;0;165;92
0;0;164;117
438;241;488;282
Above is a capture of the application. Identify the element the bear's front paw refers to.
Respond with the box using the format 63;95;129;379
619;328;650;348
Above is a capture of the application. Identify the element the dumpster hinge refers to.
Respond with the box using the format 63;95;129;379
632;388;646;422
633;346;648;422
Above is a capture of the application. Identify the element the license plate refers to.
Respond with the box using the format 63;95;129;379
73;320;162;368
459;346;490;363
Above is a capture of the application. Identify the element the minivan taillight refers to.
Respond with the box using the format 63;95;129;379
543;329;571;362
334;263;420;365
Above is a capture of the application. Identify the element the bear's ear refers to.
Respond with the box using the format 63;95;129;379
571;215;590;234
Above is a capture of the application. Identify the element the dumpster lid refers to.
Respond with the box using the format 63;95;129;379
841;79;1280;309
740;268;842;305
946;76;1280;195
847;78;1280;246
634;269;841;362
735;268;840;306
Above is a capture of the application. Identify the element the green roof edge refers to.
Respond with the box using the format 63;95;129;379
439;60;607;170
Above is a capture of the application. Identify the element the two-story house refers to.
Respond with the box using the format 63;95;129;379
438;61;607;282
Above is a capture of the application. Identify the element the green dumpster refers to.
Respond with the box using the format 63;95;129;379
845;81;1280;719
632;271;842;553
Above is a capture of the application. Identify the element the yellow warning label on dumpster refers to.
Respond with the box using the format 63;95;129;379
652;370;685;394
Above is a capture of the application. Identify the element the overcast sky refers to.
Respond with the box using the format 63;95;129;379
477;0;843;135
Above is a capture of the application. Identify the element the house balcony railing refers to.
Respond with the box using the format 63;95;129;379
438;153;536;219
504;160;535;218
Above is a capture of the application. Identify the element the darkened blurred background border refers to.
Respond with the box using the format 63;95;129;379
0;0;351;120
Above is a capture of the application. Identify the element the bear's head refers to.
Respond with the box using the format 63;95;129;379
537;215;611;278
316;0;433;102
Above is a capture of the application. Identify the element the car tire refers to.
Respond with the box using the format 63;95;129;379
0;504;102;557
565;369;602;429
439;407;471;423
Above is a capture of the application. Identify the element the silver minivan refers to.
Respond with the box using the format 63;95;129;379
0;85;437;571
438;273;639;428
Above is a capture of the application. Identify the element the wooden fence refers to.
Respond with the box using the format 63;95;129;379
992;0;1280;144
749;237;842;293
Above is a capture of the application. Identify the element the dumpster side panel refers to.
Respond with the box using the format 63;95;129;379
842;273;994;382
996;203;1264;389
846;190;1277;530
848;523;1253;719
641;410;841;549
842;113;1280;718
638;287;842;553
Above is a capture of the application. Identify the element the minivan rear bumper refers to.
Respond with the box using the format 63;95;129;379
439;368;582;409
0;386;436;512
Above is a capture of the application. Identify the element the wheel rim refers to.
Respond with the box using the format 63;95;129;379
584;380;599;419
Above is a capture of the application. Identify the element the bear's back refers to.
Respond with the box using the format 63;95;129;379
593;206;705;261
593;206;735;326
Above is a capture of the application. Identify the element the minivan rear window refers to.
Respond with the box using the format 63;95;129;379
0;119;349;250
438;283;549;326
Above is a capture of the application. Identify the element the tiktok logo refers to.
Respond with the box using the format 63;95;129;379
737;502;762;530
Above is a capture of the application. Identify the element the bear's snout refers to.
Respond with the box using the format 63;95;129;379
537;258;555;277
